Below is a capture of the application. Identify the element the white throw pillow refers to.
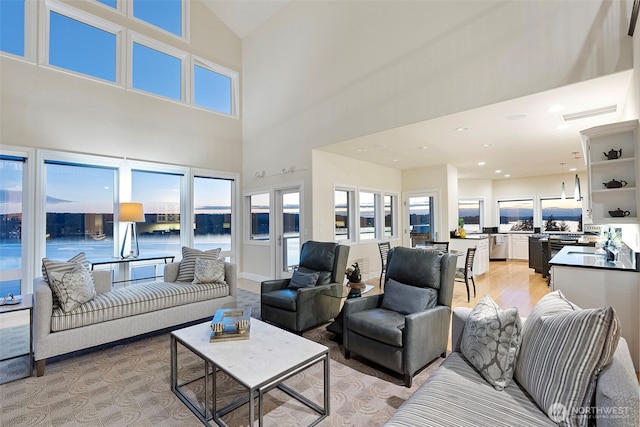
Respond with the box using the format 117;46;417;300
48;264;97;313
461;294;522;390
192;257;226;285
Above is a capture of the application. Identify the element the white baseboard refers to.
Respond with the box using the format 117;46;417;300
239;271;271;283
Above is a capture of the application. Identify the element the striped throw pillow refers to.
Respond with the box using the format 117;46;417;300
176;247;221;282
514;290;620;427
42;252;91;307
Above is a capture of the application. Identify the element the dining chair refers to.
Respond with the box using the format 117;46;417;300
455;247;477;302
377;242;391;288
425;241;449;252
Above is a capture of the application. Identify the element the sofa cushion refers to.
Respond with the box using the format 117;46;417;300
383;352;556;427
515;290;620;427
288;270;320;289
42;252;91;307
461;294;522;391
192;257;226;285
381;278;438;315
50;280;229;332
48;264;97;313
177;246;221;282
347;308;405;347
261;288;298;311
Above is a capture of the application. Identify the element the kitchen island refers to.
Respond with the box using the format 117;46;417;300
449;234;489;276
549;245;639;371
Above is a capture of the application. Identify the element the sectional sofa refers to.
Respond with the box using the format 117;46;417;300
33;261;236;376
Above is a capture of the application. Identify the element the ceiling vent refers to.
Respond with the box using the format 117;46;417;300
561;105;617;122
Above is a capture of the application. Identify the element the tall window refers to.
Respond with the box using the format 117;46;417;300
459;199;483;233
384;194;396;238
48;9;118;82
131;39;183;100
359;191;378;240
334;189;352;241
131;170;181;254
193;59;234;115
1;0;25;57
133;0;182;37
541;197;582;233
96;0;117;8
194;176;233;255
498;199;534;232
45;161;116;261
249;193;270;241
0;156;25;295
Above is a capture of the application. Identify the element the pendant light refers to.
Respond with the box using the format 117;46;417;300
560;162;566;200
572;152;582;201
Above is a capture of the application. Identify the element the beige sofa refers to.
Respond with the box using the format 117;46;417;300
33;262;236;376
384;307;640;427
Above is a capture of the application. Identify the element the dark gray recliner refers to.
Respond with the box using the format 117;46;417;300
261;241;350;333
343;246;457;387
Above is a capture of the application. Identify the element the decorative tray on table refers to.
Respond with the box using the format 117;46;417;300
210;307;252;342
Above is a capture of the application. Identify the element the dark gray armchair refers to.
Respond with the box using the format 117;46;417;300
343;246;457;387
261;241;350;333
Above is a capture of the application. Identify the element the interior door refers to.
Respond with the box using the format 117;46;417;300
274;187;301;279
404;192;438;247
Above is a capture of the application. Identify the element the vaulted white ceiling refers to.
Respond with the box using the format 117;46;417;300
201;0;287;39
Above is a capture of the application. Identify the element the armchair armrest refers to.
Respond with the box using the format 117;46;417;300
163;262;180;282
224;262;237;297
405;305;451;373
261;279;290;294
33;278;54;359
343;293;383;316
92;270;112;294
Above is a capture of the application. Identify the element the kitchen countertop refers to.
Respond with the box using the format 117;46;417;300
451;234;488;240
549;245;638;272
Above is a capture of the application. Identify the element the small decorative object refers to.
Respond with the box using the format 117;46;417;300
608;208;631;218
211;322;225;336
458;218;466;238
345;262;361;284
236;319;250;333
603;148;622;160
603;179;628;189
210;307;252;342
0;293;21;306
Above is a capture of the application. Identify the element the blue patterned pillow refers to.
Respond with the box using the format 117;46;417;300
461;294;522;390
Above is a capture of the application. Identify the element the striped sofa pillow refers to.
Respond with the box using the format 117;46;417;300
176;246;221;282
42;252;91;308
514;290;620;427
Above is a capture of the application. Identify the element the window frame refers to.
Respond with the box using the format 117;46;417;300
245;190;271;246
382;192;399;240
127;0;190;42
539;195;583;234
192;56;239;118
458;198;485;234
334;185;356;243
128;31;189;103
496;197;536;233
40;0;125;85
358;188;381;242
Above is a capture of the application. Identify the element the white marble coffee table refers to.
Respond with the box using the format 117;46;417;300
170;318;329;426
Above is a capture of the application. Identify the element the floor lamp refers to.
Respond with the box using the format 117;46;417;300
119;202;145;259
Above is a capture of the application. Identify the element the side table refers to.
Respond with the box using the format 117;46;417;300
0;294;33;383
323;283;374;338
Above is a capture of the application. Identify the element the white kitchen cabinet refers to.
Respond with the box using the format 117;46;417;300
581;119;639;223
509;234;530;260
449;237;489;276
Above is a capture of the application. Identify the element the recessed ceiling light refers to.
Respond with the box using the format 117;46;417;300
504;174;511;177
482;143;492;147
494;169;502;173
392;159;398;162
418;145;428;149
506;113;528;121
562;105;617;121
547;105;564;113
456;127;468;132
356;148;366;152
556;123;570;130
569;167;577;171
478;161;486;166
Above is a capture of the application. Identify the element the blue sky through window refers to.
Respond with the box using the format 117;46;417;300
194;65;232;114
49;11;116;82
96;0;116;8
133;0;181;36
132;42;181;100
0;0;25;56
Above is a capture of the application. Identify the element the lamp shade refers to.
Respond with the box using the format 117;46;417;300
119;202;145;222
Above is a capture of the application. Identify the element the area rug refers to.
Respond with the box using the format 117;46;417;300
0;289;442;426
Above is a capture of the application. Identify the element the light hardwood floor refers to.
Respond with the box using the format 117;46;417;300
238;259;550;317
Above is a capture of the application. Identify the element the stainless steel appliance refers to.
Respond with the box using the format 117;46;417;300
489;233;509;260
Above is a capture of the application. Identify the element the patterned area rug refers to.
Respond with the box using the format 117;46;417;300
0;289;442;426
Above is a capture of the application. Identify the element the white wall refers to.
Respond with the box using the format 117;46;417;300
1;0;242;172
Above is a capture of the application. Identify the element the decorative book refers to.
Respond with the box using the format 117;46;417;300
210;307;251;342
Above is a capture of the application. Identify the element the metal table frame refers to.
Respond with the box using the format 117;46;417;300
170;330;329;426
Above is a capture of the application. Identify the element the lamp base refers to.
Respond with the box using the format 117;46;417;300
120;223;140;259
